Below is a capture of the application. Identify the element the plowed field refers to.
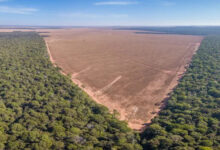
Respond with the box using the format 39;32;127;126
0;28;203;130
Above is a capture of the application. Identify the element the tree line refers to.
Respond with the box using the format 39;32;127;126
141;36;220;150
0;32;142;150
0;31;219;150
116;26;220;35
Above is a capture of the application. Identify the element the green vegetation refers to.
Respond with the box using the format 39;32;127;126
117;26;220;35
0;32;142;150
1;31;220;150
141;36;220;149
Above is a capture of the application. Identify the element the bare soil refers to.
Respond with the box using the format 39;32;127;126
0;28;203;130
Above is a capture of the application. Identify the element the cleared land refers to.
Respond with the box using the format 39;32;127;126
0;28;203;130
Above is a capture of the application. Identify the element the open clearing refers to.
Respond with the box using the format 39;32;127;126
0;28;203;130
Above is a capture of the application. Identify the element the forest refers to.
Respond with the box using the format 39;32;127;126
0;31;219;150
0;32;142;150
141;36;220;150
117;26;220;35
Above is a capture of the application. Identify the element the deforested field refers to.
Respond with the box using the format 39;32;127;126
0;32;143;149
39;28;203;130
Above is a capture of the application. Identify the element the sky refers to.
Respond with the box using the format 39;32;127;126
0;0;220;26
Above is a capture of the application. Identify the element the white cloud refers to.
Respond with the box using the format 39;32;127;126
0;6;38;14
94;1;138;6
60;12;128;19
60;12;101;18
109;14;128;18
162;1;175;6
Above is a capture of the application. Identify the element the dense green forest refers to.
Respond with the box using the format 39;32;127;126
116;26;220;35
141;36;220;150
0;32;142;150
0;31;220;150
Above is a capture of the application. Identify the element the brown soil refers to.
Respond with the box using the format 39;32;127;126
0;28;203;130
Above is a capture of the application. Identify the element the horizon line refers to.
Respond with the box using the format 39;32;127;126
1;25;220;28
